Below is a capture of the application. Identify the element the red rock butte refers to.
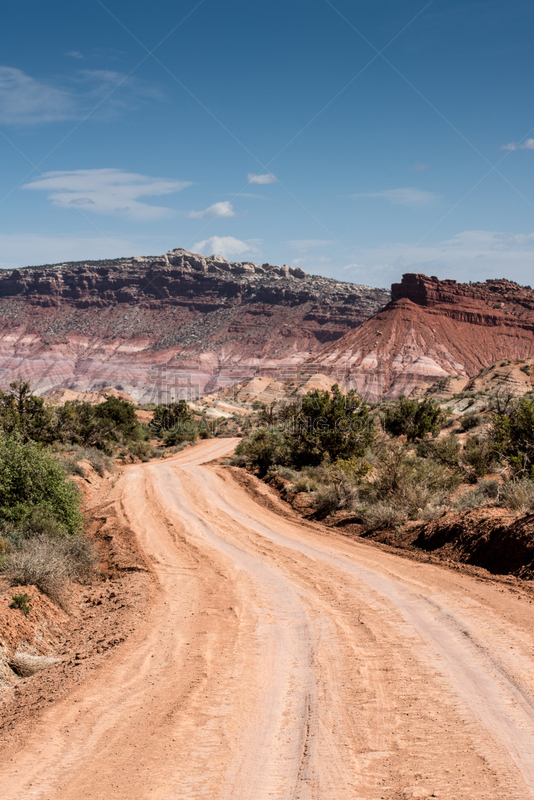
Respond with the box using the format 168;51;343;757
309;273;534;399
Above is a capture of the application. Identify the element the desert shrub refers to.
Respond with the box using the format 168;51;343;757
235;429;290;477
0;435;82;534
2;536;72;607
53;444;114;477
459;414;480;431
418;504;446;522
417;434;461;468
361;502;407;531
272;466;298;480
59;534;97;582
128;440;157;462
361;444;460;521
21;506;65;539
228;454;251;468
164;422;198;447
455;480;500;512
498;479;534;513
314;485;345;517
81;447;114;476
288;476;319;494
53;397;142;454
491;397;534;476
383;396;443;442
0;381;53;444
9;593;32;615
149;401;191;437
461;436;499;477
2;533;96;606
520;364;530;375
281;385;374;467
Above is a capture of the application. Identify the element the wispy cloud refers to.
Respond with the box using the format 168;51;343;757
65;50;84;60
0;65;162;124
501;138;534;151
0;66;73;124
351;187;439;207
248;173;277;185
23;168;191;220
193;236;257;259
187;201;236;219
411;163;429;171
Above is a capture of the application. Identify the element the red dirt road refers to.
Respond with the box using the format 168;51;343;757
2;438;534;799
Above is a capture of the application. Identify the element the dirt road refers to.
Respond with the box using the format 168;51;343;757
2;438;534;799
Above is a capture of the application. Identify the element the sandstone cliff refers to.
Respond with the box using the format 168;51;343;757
0;248;388;401
309;273;534;400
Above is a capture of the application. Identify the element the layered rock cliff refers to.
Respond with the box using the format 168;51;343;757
0;248;389;401
310;273;534;399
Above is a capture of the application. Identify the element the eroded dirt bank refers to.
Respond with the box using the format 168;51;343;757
1;438;534;799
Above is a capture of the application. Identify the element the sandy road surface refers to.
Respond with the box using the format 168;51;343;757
2;438;534;799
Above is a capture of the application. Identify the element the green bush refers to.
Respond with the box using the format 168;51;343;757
491;397;534;476
459;414;480;432
9;593;32;615
383;396;443;442
127;440;157;462
461;436;499;477
0;435;82;535
235;429;289;477
284;385;374;467
417;434;461;468
0;381;53;443
164;422;198;447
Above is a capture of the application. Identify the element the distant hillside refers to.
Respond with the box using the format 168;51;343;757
0;248;389;402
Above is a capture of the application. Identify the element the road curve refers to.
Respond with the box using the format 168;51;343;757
1;438;534;799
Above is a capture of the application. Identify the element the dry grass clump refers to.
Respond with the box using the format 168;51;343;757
361;502;408;531
2;534;96;609
8;648;59;677
54;445;115;477
499;478;534;513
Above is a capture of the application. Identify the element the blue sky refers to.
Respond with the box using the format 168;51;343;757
1;0;534;287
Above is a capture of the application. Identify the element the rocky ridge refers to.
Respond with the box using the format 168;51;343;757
0;248;389;401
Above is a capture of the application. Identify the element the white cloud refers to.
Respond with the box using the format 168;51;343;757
500;138;534;151
0;66;73;124
187;201;236;219
23;169;191;220
65;50;84;59
248;173;277;185
0;65;162;124
193;236;255;259
411;163;429;171
351;188;439;207
287;239;331;250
